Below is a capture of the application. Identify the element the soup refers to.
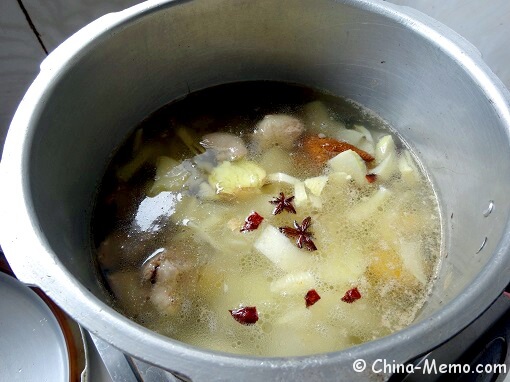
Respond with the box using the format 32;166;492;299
93;81;442;356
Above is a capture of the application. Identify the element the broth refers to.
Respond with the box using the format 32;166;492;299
93;81;442;356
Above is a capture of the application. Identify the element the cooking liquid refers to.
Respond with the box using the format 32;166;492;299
93;81;442;356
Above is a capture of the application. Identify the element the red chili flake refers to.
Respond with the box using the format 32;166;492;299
279;216;317;251
269;192;296;215
240;211;264;232
305;289;321;308
229;306;259;325
341;287;362;303
366;173;377;183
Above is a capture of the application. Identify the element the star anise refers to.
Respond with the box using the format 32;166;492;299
269;192;296;215
279;216;317;251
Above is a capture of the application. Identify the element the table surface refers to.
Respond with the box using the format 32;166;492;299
1;1;510;381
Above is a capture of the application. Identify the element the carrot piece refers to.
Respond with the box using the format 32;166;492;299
302;135;374;166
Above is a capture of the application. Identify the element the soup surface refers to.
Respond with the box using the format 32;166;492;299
93;81;442;356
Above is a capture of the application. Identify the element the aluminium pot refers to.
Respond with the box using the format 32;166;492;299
2;0;510;380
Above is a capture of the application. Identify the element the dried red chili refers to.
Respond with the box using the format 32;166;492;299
240;211;264;232
279;216;317;251
365;173;377;183
341;287;362;303
305;289;321;308
229;306;259;325
269;192;296;215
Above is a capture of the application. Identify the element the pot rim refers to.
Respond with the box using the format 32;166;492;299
2;0;510;380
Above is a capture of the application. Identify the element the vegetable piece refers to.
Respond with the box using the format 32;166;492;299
270;272;315;295
302;135;375;167
304;176;328;196
117;145;162;181
229;306;259;325
318;172;352;209
341;287;361;303
303;101;346;135
253;114;305;150
367;249;403;281
294;182;308;207
334;129;365;147
132;128;144;154
354;125;374;144
398;241;427;284
327;149;367;185
258;147;295;174
266;172;301;186
353;125;375;155
349;186;391;223
254;225;311;272
308;194;323;210
208;160;266;195
200;132;248;161
375;135;396;164
149;156;190;196
279;216;317;251
398;150;421;185
305;289;321;308
274;305;312;327
370;152;398;181
175;125;205;155
240;211;264;232
269;192;296;215
303;101;330;126
326;171;351;188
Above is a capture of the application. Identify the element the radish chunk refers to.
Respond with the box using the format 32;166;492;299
254;225;311;272
349;186;391;223
334;129;365;147
375;135;397;164
266;172;301;186
304;176;328;196
399;150;421;185
354;125;374;144
294;182;308;207
398;240;427;284
370;152;398;181
303;101;346;135
327;150;367;185
149;156;189;196
270;272;315;295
